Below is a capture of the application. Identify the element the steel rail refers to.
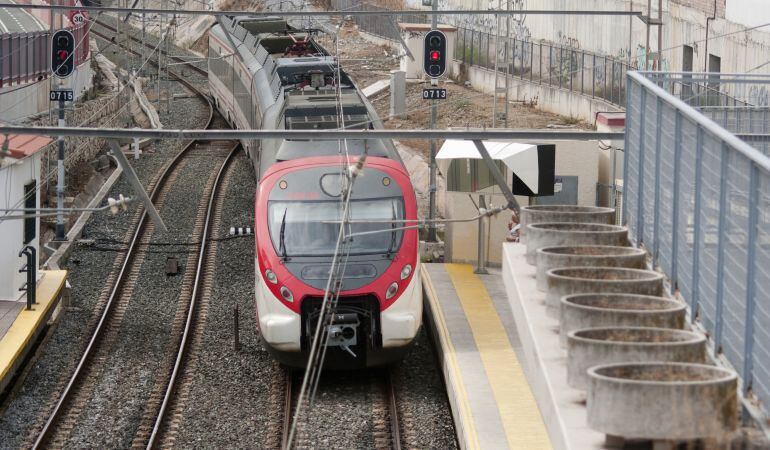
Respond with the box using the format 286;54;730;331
1;4;645;17
32;30;217;449
92;20;209;77
281;370;294;450
32;117;214;450
385;370;402;450
146;143;240;449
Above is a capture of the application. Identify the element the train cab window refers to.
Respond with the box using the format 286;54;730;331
268;198;404;257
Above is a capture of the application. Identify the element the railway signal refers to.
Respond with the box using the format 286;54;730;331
423;30;447;78
51;30;75;78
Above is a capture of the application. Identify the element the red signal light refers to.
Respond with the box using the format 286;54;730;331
430;50;441;61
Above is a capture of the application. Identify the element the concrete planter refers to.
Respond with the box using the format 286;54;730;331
520;205;615;242
567;327;706;390
559;293;686;345
545;267;664;317
587;362;738;441
535;245;646;291
525;223;628;265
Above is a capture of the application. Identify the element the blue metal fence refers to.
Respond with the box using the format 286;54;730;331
624;71;770;421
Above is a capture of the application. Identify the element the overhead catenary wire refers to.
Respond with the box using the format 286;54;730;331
286;156;365;450
1;18;175;219
286;21;359;448
306;18;354;404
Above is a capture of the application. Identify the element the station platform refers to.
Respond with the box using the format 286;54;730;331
500;243;607;450
0;270;67;394
421;263;552;450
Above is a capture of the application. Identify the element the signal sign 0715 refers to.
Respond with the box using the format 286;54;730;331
422;88;447;100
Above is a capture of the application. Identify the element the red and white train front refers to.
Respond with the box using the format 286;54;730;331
254;156;422;368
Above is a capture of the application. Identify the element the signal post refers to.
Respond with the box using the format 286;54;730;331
423;0;447;242
51;29;75;241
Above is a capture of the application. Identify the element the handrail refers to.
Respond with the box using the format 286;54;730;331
627;71;770;174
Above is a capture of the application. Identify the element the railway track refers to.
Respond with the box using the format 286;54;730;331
31;22;242;449
31;128;239;448
280;369;403;450
90;18;209;79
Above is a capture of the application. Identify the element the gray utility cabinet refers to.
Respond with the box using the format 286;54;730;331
532;176;578;205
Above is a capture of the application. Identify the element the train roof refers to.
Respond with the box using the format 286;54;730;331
276;139;391;161
214;16;403;164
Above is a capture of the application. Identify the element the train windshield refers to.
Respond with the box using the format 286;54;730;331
268;198;404;257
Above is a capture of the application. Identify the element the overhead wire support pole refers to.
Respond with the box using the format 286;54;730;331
504;0;511;128
493;5;499;128
55;95;66;240
107;140;168;232
427;0;438;242
54;0;66;242
471;140;520;213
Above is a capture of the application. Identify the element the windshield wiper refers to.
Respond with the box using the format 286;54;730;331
386;202;397;258
279;208;288;259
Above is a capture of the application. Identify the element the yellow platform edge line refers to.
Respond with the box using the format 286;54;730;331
421;267;481;450
0;270;67;382
445;264;552;450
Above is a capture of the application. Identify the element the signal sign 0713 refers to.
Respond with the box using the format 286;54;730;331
422;88;447;100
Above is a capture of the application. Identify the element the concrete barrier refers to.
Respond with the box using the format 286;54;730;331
587;362;738;441
535;246;646;291
567;327;706;390
525;223;628;265
520;205;615;242
560;294;686;345
545;267;663;317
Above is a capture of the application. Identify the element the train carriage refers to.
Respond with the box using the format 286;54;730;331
208;16;422;368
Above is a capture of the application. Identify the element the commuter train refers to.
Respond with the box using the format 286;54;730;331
208;16;422;367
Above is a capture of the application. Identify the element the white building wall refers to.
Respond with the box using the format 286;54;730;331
0;155;41;301
0;60;94;123
436;0;770;77
726;0;770;28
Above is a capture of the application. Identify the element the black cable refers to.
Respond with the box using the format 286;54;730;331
77;233;252;247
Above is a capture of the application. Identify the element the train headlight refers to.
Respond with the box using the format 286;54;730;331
265;269;278;284
280;286;294;302
385;282;399;300
400;264;412;280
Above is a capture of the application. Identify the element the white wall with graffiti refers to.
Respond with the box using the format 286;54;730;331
433;0;770;78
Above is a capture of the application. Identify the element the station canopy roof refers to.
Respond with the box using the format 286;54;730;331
436;139;539;193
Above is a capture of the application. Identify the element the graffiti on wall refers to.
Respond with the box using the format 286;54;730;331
749;85;770;106
556;31;580;49
632;44;669;71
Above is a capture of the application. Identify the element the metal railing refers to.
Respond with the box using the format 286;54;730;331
623;70;770;421
642;72;770;156
326;0;634;109
453;26;633;108
329;0;428;41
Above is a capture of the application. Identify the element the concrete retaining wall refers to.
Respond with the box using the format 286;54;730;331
0;60;94;123
450;61;622;123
